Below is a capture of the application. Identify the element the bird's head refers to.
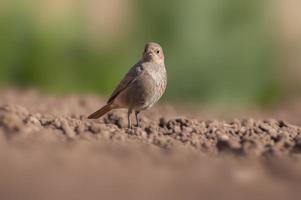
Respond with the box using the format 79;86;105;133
142;42;164;64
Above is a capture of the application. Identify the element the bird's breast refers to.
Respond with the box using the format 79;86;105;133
140;65;167;108
122;63;167;110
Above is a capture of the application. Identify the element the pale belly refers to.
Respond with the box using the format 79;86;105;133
118;70;167;111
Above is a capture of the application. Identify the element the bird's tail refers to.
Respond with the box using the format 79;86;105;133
88;104;113;119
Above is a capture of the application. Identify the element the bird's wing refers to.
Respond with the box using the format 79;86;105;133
107;62;145;104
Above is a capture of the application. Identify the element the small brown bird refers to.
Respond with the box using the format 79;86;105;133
88;42;167;129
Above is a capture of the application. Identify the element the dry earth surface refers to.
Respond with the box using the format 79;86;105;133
0;89;301;200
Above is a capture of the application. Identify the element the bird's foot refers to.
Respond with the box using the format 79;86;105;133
126;127;135;134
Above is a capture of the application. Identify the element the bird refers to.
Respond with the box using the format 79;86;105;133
88;42;167;129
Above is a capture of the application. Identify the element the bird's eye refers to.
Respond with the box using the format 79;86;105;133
156;50;160;54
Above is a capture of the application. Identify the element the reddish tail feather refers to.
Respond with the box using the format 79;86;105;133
88;104;112;119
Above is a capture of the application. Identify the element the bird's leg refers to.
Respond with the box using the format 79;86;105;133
127;109;132;129
135;111;140;127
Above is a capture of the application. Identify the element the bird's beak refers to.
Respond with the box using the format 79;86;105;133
143;51;154;60
146;51;155;57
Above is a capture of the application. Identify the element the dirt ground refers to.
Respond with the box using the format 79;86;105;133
0;89;301;200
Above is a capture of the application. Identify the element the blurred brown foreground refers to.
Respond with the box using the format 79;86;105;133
0;89;301;200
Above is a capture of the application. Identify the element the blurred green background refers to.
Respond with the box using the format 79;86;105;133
0;0;300;106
